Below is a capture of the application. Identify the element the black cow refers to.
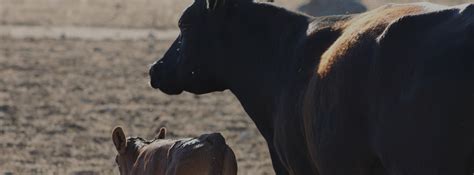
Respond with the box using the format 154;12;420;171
149;0;474;174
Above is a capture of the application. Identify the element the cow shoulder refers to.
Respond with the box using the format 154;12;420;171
304;15;351;65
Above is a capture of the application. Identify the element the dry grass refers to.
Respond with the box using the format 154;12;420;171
0;0;194;29
0;38;274;175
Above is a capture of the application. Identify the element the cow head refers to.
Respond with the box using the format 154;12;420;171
149;0;274;95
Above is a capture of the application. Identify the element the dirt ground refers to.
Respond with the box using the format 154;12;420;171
0;38;273;175
1;0;473;175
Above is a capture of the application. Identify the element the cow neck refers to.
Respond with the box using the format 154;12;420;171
227;14;351;142
226;3;311;140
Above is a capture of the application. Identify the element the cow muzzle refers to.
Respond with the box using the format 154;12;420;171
149;60;184;95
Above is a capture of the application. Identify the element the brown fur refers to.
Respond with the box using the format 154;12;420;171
317;4;427;76
112;127;237;175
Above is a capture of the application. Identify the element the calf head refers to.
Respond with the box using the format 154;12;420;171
112;127;167;175
149;0;275;95
112;127;237;175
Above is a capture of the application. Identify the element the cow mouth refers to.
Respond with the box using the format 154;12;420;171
149;67;184;95
151;82;184;95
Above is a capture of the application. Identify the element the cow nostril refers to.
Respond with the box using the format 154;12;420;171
149;66;160;89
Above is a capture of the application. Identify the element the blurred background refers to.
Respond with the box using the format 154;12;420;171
0;0;471;174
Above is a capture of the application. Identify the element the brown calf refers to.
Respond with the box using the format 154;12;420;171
112;127;237;175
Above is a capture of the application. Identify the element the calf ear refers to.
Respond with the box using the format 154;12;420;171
112;127;127;154
155;127;167;139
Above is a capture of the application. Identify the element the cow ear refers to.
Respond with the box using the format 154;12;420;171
155;127;167;139
112;127;127;154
